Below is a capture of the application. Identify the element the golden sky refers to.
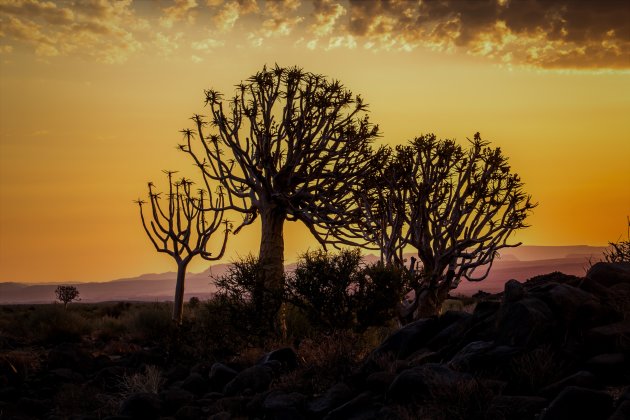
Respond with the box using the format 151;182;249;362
0;0;629;283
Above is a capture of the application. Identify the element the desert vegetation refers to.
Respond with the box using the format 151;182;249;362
2;65;628;419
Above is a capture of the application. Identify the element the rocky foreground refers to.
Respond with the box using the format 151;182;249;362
2;262;629;419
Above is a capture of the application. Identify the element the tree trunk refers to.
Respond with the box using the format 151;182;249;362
173;261;188;325
257;206;286;320
413;267;455;319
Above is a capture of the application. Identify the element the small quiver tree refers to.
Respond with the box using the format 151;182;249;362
404;133;536;317
55;285;80;309
136;170;230;324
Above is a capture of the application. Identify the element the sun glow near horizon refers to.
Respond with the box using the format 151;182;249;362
0;0;629;283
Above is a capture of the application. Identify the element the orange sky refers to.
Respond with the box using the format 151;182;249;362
1;0;629;283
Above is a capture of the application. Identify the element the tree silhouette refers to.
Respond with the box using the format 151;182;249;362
55;285;80;309
179;65;382;314
357;133;535;318
136;170;230;324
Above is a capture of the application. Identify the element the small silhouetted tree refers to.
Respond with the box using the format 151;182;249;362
179;65;382;317
604;216;630;263
55;285;80;309
136;170;230;324
358;133;535;318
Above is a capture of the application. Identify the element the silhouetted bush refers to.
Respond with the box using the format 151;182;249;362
27;305;91;343
212;255;282;340
286;249;409;332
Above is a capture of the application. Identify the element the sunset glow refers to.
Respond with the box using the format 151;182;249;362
1;0;629;283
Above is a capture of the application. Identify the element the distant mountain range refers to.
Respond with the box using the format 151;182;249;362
0;246;607;304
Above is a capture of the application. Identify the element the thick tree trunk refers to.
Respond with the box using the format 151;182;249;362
173;261;188;325
413;266;455;319
257;206;286;319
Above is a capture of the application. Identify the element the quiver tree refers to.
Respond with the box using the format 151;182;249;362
55;285;80;309
179;65;382;315
352;147;410;267
356;133;535;318
136;170;230;324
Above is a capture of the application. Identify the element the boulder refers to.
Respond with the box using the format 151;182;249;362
160;388;195;414
586;321;630;355
120;393;162;420
259;347;298;371
585;353;628;383
503;279;525;303
181;372;208;395
540;386;613;420
223;365;273;396
448;341;520;373
586;262;630;287
366;318;438;363
539;371;599;398
307;382;354;415
208;363;238;392
262;390;307;418
323;392;380;420
609;400;630;420
174;405;203;420
496;297;555;347
542;283;608;327
387;363;473;403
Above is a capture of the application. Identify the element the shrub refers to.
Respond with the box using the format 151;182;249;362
212;255;281;340
26;304;92;343
286;249;410;332
124;303;174;342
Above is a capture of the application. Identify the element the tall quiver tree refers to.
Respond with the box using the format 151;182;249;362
136;170;230;324
179;65;381;313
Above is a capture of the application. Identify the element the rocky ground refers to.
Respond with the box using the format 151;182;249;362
1;262;629;419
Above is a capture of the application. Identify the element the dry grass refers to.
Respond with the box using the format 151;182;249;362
119;365;164;397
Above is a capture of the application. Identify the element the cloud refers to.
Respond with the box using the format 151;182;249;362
210;0;258;31
310;0;346;37
0;0;145;64
160;0;198;28
0;45;13;54
191;37;224;51
339;0;630;69
154;32;183;57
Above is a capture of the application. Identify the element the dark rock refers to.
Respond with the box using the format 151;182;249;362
609;400;630;420
207;412;231;420
166;364;190;383
426;312;472;350
190;361;212;377
49;368;84;383
448;341;520;373
496;297;555;347
323;392;380;420
586;262;630;287
208;363;238;392
365;371;397;393
504;279;525;302
259;347;298;371
0;386;20;401
120;393;162;420
223;365;273;396
585;353;628;382
539;371;599;398
175;405;204;420
262;390;306;418
586;321;630;355
17;397;50;417
540;386;613;420
213;396;251;417
489;395;547;420
160;388;195;414
387;363;473;403
367;318;438;363
181;372;208;395
307;382;354;415
542;283;612;327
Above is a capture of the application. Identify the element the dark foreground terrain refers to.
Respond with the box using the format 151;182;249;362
1;262;629;420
